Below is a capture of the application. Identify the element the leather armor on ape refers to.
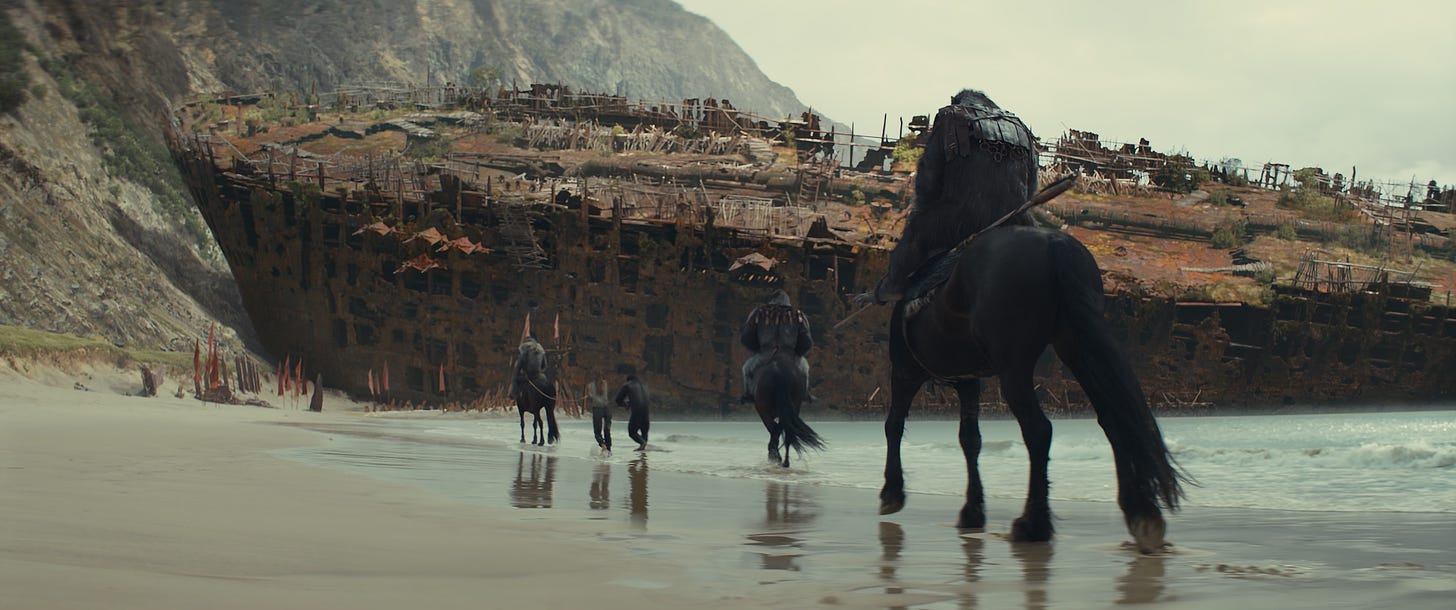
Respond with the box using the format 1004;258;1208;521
739;289;814;403
870;89;1039;304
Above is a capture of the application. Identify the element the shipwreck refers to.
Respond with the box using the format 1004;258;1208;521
168;84;1456;414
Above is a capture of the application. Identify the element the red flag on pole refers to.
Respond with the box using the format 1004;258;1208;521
280;354;290;395
193;340;201;396
521;312;531;342
206;325;219;390
295;360;304;397
383;360;390;393
438;363;445;393
553;312;560;342
368;369;376;397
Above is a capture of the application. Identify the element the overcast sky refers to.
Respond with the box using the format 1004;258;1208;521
673;0;1455;189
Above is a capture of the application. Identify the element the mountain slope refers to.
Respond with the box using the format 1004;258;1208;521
0;0;811;356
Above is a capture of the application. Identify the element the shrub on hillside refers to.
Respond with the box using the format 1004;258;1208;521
1211;218;1247;249
38;55;209;250
891;136;922;170
0;12;31;115
1152;154;1207;194
1278;167;1359;222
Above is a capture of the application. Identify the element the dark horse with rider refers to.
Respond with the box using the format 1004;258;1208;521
740;289;824;468
857;89;1187;553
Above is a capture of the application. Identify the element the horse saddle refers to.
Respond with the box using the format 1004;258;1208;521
902;247;963;303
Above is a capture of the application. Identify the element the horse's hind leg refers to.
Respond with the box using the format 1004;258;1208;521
1055;330;1176;553
533;413;544;446
953;379;986;529
1001;368;1053;542
518;409;527;443
880;370;925;515
767;426;782;465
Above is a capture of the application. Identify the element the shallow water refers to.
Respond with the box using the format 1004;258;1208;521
398;410;1456;514
278;409;1456;609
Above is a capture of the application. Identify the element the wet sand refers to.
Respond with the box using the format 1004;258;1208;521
2;375;1452;609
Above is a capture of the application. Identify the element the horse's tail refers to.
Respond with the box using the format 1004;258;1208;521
1050;234;1186;512
766;358;825;454
545;381;561;445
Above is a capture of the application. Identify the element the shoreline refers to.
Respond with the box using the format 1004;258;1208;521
3;369;1454;608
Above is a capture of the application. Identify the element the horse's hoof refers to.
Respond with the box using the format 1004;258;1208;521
878;498;905;515
1010;515;1054;542
1128;516;1168;554
956;507;986;530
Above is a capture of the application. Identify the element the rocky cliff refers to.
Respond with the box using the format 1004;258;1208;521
0;0;811;354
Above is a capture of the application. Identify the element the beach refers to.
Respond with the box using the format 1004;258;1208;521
2;368;1453;609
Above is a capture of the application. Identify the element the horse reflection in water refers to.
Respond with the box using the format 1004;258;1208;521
628;455;648;530
1117;555;1167;605
509;452;557;509
744;482;818;571
958;534;984;610
1011;543;1053;610
589;462;611;511
873;521;914;610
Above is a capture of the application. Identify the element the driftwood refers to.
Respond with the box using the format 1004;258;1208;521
140;365;162;397
309;373;324;412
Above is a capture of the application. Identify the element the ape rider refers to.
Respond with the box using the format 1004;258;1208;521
739;289;814;403
614;375;651;451
511;336;548;400
866;88;1038;304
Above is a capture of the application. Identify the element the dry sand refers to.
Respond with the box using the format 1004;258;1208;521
2;363;1453;609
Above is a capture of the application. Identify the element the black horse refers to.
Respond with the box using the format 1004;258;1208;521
871;90;1185;553
752;351;824;467
512;365;556;445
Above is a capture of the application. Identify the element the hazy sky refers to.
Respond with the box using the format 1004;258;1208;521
674;0;1455;188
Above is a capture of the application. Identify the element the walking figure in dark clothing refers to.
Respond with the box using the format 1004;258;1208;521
587;378;613;454
615;375;651;451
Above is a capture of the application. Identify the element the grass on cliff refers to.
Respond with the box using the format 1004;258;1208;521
0;324;192;370
0;11;30;115
36;55;210;251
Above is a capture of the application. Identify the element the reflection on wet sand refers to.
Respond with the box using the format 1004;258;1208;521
1116;555;1166;605
763;481;818;527
589;462;610;511
509;452;557;509
628;455;648;529
1011;542;1053;610
745;482;818;571
958;534;984;610
878;521;907;610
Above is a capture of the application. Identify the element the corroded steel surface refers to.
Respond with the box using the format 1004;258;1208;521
174;153;1455;414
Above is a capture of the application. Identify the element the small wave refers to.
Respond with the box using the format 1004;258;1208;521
659;433;747;446
982;440;1015;453
1345;442;1456;469
1171;441;1456;470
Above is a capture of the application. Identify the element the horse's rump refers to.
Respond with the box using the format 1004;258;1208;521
754;353;824;454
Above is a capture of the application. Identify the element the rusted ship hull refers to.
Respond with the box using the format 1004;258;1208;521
173;154;898;414
173;152;1456;414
